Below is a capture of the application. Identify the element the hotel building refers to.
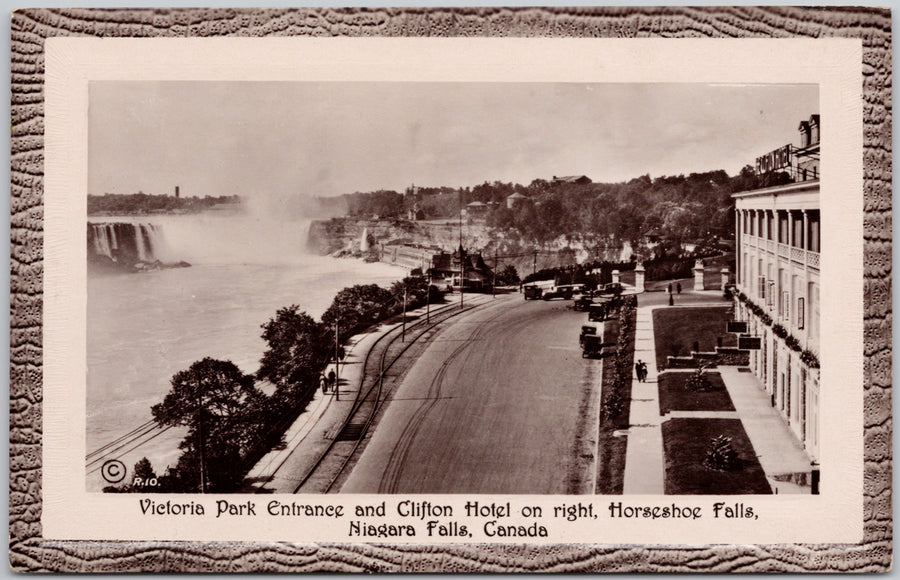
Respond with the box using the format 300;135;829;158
733;115;821;462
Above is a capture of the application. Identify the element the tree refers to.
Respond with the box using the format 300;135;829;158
132;457;157;484
389;276;430;312
258;306;330;394
496;264;520;286
152;357;267;492
321;284;394;335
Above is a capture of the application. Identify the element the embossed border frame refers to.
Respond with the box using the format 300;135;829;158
9;6;891;573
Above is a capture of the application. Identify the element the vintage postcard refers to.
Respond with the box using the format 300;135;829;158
11;7;890;573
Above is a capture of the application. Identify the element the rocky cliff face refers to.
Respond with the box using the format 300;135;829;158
307;217;631;277
307;218;496;256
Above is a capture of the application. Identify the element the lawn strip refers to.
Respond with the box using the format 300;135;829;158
662;417;771;495
652;306;736;370
657;371;735;415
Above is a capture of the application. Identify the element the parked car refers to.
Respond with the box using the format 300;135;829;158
579;322;602;347
599;282;624;297
523;285;543;300
581;333;605;358
542;283;583;300
573;294;593;311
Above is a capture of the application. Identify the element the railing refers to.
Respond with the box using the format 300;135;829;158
791;247;805;263
778;243;790;259
807;251;820;268
767;240;775;251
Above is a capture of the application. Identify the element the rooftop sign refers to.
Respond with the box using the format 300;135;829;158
756;144;792;174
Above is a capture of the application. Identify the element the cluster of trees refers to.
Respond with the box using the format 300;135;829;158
106;276;440;493
88;193;241;215
338;166;791;256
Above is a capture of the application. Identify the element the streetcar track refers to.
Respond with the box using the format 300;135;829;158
377;306;511;494
282;297;495;493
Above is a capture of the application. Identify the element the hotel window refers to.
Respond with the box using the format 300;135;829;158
782;291;790;320
798;297;805;329
768;281;775;307
778;270;787;316
758;276;766;299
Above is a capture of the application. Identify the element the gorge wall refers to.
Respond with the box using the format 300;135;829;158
307;217;631;276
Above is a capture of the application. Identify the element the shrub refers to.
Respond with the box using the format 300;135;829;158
685;368;713;392
601;390;626;421
801;349;820;369
703;434;741;471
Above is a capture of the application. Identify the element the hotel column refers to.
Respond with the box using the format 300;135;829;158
735;209;741;286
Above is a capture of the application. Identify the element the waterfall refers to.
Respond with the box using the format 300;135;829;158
360;227;370;252
89;214;314;269
134;224;149;261
88;222;173;267
92;225;113;258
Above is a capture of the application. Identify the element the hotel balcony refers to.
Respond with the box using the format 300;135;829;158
740;233;820;270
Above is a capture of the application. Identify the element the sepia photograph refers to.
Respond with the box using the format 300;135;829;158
12;6;890;573
86;81;821;498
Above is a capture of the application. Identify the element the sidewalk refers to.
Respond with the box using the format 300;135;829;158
622;300;813;495
622;305;665;494
717;367;813;494
242;294;493;493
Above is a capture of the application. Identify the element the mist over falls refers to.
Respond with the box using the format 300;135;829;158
87;215;315;273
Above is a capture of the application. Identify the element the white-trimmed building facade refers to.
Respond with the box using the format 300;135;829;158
732;115;821;462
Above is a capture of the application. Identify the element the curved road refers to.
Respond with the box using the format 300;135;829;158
341;294;604;494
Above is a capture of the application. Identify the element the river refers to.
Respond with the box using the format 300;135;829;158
86;212;405;491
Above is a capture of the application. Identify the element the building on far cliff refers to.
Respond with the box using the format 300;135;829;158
733;114;820;463
466;201;489;220
506;192;527;210
551;175;592;186
428;245;493;291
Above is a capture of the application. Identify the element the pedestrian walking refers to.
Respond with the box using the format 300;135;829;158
635;361;643;382
327;369;336;390
676;282;682;294
639;361;648;382
320;374;328;394
667;283;673;295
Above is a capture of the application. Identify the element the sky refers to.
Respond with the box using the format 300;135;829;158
89;82;818;203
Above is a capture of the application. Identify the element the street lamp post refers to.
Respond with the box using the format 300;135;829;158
426;271;431;323
402;285;407;342
334;319;340;401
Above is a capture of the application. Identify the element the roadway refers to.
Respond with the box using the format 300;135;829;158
340;293;604;494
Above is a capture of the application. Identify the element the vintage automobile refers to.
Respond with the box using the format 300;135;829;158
588;302;609;322
579;322;602;346
542;283;583;301
581;333;605;358
573;293;593;311
523;285;543;300
598;282;624;297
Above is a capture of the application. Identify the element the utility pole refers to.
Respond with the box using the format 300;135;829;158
533;249;538;280
334;319;340;401
459;195;464;309
195;387;207;494
426;271;431;323
402;285;407;341
493;249;497;298
460;252;465;309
